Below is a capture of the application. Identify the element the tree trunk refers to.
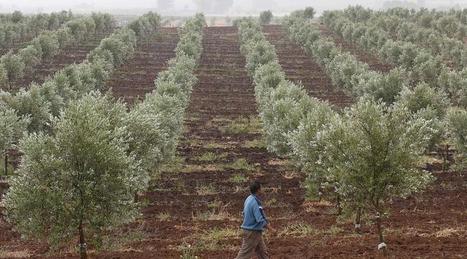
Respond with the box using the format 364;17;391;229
317;186;323;202
442;144;447;173
4;153;8;176
78;221;87;259
375;213;388;256
336;194;342;216
354;207;362;233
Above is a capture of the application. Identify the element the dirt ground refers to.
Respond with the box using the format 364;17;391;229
0;25;466;259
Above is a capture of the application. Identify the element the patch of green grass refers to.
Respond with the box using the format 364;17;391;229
101;225;146;251
220;116;262;135
192;208;230;221
159;155;185;174
243;138;266;149
194;152;228;162
225;158;255;171
196;184;217;195
229;173;248;183
157;212;171;221
278;223;315;237
178;242;199;259
195;228;239;250
326;225;344;235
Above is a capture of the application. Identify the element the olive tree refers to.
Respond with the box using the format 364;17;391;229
446;107;467;172
288;98;335;200
2;85;52;133
4;93;148;259
0;64;7;89
259;10;273;25
0;105;28;175
315;98;436;254
18;45;41;72
244;40;277;76
35;31;60;59
303;7;316;19
1;51;25;87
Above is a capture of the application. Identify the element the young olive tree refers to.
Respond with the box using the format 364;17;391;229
315;98;436;254
0;51;25;87
288;98;336;201
4;93;148;259
18;45;41;73
259;10;273;25
303;7;316;19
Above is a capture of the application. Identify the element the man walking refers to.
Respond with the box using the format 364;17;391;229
236;181;274;259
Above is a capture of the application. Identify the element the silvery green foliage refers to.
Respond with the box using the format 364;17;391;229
356;68;407;104
288;98;336;194
17;45;41;73
0;85;52;133
325;52;369;94
0;51;25;83
253;61;285;108
3;93;147;248
446;107;467;171
397;82;449;118
437;68;467;108
244;40;278;77
175;14;205;62
260;81;314;156
35;31;60;59
0;105;29;153
317;99;435;215
128;12;160;38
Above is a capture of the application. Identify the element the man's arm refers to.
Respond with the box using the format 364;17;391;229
252;203;268;228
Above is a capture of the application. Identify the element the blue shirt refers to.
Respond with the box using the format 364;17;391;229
240;194;268;231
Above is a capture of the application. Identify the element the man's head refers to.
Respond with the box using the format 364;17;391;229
249;180;261;194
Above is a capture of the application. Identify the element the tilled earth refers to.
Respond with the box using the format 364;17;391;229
105;27;179;104
0;25;466;259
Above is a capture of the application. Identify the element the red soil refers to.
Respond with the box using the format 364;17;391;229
105;27;179;104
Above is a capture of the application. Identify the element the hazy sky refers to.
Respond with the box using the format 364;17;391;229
1;0;467;15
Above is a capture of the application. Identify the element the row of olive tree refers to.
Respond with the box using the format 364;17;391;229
0;13;115;90
238;14;438;255
322;10;466;109
382;8;467;40
127;13;205;172
0;11;74;49
3;13;204;259
318;9;467;171
339;7;467;72
353;6;467;41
